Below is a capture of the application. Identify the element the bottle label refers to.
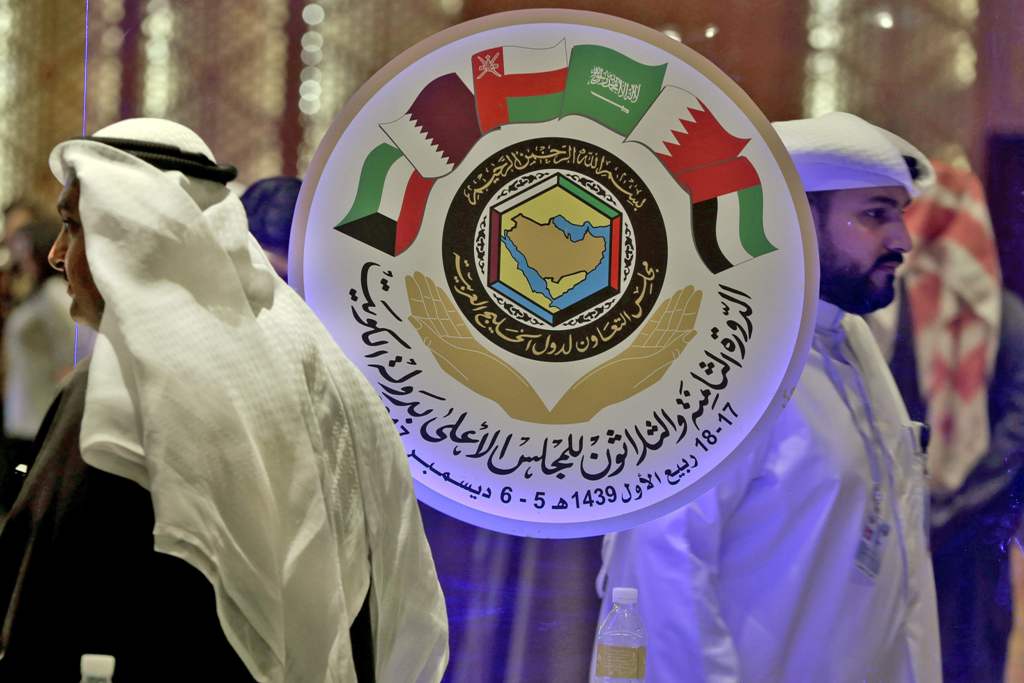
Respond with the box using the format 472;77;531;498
596;644;646;678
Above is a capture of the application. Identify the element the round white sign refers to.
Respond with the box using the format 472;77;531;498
292;10;818;537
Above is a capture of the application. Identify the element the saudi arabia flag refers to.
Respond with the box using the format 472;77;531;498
628;86;775;273
381;73;482;179
334;143;433;257
471;41;569;133
561;45;666;136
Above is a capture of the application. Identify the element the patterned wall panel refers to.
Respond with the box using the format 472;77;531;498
804;0;980;168
296;0;464;173
0;1;87;213
139;0;289;185
84;0;126;132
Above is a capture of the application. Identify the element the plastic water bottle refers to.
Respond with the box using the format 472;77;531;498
80;654;115;683
594;586;646;682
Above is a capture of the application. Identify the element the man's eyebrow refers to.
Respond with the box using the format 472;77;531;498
868;196;905;208
56;195;75;215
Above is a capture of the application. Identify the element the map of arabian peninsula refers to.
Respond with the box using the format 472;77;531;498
505;214;605;283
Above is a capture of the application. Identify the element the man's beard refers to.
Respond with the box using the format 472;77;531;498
819;249;903;315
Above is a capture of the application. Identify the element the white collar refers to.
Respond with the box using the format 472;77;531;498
815;299;845;334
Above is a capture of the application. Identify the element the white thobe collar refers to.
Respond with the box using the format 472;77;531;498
815;299;846;334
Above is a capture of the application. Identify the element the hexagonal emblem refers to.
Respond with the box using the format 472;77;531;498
488;173;621;326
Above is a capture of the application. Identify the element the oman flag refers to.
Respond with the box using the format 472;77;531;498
334;143;433;257
629;86;775;273
471;41;568;133
381;73;482;178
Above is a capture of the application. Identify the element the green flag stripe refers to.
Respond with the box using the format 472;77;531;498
506;92;564;124
339;143;403;226
557;176;618;219
737;185;775;258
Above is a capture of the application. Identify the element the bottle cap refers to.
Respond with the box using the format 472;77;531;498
81;654;116;677
612;586;638;604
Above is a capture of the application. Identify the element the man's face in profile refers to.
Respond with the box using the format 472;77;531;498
812;185;912;314
50;176;104;328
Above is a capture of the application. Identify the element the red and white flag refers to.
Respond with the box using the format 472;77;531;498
472;41;568;133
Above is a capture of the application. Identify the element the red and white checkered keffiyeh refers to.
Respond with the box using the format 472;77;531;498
902;161;1001;494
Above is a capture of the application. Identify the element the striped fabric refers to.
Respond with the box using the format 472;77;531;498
903;160;1002;493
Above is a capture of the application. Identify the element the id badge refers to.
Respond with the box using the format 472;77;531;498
855;484;890;579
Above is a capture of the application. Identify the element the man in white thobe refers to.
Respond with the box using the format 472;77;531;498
596;112;942;682
0;118;448;682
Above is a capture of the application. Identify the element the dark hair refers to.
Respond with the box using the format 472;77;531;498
241;176;302;254
805;190;835;227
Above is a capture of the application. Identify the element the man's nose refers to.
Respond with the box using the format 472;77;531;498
48;231;66;271
887;219;912;254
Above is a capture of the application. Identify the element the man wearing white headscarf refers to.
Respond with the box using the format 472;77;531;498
0;118;447;682
595;112;942;682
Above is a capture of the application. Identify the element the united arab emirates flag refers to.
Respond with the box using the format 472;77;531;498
334;143;433;257
561;45;666;136
628;86;775;273
381;73;482;178
691;186;775;274
471;41;568;133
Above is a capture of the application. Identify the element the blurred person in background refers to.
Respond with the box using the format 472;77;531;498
868;161;1024;682
1;199;42;308
1;199;40;246
0;218;75;511
0;198;44;460
241;176;301;280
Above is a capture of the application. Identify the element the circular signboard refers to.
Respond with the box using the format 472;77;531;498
292;9;817;538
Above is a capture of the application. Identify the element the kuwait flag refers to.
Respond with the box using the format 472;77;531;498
561;45;665;136
628;86;775;273
471;41;568;133
381;73;482;178
334;143;432;257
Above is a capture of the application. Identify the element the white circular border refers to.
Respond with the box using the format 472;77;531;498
292;9;819;538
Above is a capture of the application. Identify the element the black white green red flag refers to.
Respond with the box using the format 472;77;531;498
690;186;774;274
333;143;433;256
